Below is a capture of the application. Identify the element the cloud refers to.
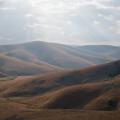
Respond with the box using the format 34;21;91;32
0;0;119;45
111;20;120;35
0;0;16;11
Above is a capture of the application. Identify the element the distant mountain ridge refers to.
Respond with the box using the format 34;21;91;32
0;41;120;76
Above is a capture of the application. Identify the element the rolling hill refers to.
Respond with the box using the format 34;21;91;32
0;53;60;76
0;41;120;70
40;75;120;110
0;42;120;120
0;60;120;98
0;60;120;120
84;79;120;111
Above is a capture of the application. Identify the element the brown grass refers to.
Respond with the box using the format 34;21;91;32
0;53;60;76
0;60;119;98
0;110;120;120
84;88;120;111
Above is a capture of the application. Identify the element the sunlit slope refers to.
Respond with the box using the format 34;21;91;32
41;76;120;109
84;76;120;111
3;73;119;111
0;60;120;98
0;109;120;120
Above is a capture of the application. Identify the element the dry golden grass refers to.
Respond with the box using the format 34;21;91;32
0;60;120;98
84;88;120;111
0;60;120;120
1;42;120;120
0;109;120;120
4;75;119;111
0;98;27;112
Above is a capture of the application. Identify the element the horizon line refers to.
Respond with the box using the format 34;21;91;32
0;40;120;47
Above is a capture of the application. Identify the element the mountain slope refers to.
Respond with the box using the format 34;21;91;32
0;53;60;76
12;72;119;110
0;60;120;97
0;41;120;69
84;76;120;111
41;76;120;109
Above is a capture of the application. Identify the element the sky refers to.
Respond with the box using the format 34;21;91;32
0;0;120;45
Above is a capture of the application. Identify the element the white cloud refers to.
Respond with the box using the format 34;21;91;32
111;21;120;35
94;20;101;25
0;0;119;45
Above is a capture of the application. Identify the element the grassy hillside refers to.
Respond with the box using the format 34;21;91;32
39;76;120;109
0;60;120;97
84;76;120;111
0;53;61;76
0;110;120;120
0;41;120;69
0;60;120;120
18;74;119;110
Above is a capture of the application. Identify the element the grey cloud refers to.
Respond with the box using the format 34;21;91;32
0;0;119;45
